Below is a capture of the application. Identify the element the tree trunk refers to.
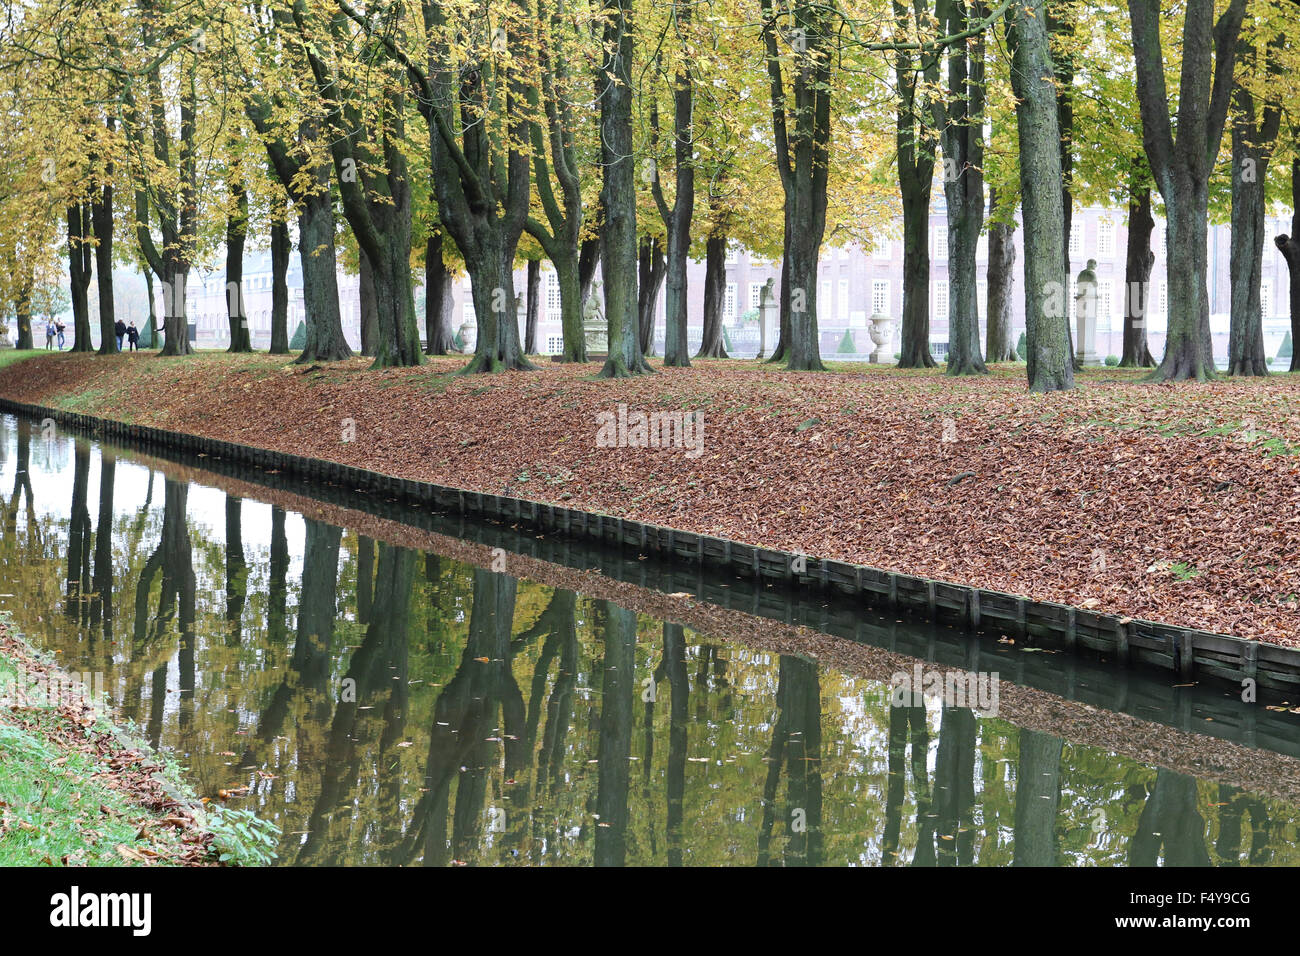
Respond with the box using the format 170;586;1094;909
141;267;157;349
424;233;457;355
637;234;665;357
1278;159;1300;373
1051;1;1082;372
785;189;828;371
1121;182;1157;367
578;234;601;312
1012;729;1063;866
985;189;1017;362
658;42;695;369
525;258;540;355
13;272;33;349
1008;0;1073;391
1160;178;1217;380
898;186;935;367
295;194;351;362
368;209;425;368
159;257;193;356
697;231;728;358
940;0;988;376
359;248;378;358
67;203;94;352
92;154;117;355
269;216;290;354
226;176;252;353
460;232;533;373
594;602;636;866
1228;66;1279;377
597;0;651;378
552;253;586;362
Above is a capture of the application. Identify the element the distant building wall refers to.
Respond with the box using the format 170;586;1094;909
178;203;1295;367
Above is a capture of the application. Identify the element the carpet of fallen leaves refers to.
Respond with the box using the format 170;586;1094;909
5;351;1300;644
0;624;213;865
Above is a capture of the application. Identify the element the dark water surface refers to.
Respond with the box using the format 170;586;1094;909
1;413;1297;867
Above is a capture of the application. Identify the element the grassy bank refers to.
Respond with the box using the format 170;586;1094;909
1;350;1298;643
0;617;216;866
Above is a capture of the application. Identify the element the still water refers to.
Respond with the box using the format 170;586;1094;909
0;413;1296;866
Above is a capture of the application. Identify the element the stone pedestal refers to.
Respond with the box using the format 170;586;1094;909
756;278;777;359
583;316;607;355
1075;315;1101;366
0;330;13;351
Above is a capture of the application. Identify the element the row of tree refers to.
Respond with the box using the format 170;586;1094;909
0;0;1296;389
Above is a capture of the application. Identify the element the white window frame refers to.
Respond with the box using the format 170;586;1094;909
1069;220;1084;258
871;279;890;316
1097;218;1115;259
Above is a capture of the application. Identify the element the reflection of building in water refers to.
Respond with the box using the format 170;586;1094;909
175;203;1295;368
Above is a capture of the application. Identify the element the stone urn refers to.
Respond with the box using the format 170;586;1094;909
868;313;893;363
458;318;476;353
0;327;12;351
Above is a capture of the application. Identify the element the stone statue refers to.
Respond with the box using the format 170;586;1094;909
1074;258;1100;366
583;280;607;354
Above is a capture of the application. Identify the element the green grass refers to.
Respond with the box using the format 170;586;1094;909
0;642;194;866
0;349;49;371
0;712;185;865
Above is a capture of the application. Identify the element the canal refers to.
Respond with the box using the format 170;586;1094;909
1;412;1297;866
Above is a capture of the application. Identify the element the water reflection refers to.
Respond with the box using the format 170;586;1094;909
2;414;1299;866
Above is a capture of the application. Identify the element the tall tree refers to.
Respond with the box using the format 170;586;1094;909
423;232;457;355
1277;159;1300;372
760;0;832;371
985;187;1018;361
295;1;423;368
224;145;253;352
1121;178;1158;367
936;0;989;375
596;0;651;376
1227;18;1283;377
649;20;696;369
1128;0;1247;380
92;118;118;356
523;0;590;363
893;0;942;369
66;202;94;352
1007;0;1073;391
338;0;533;372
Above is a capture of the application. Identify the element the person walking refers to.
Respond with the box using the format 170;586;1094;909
114;318;126;351
44;320;55;350
55;321;65;349
126;322;139;351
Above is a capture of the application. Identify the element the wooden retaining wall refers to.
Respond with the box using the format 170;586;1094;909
7;398;1299;695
